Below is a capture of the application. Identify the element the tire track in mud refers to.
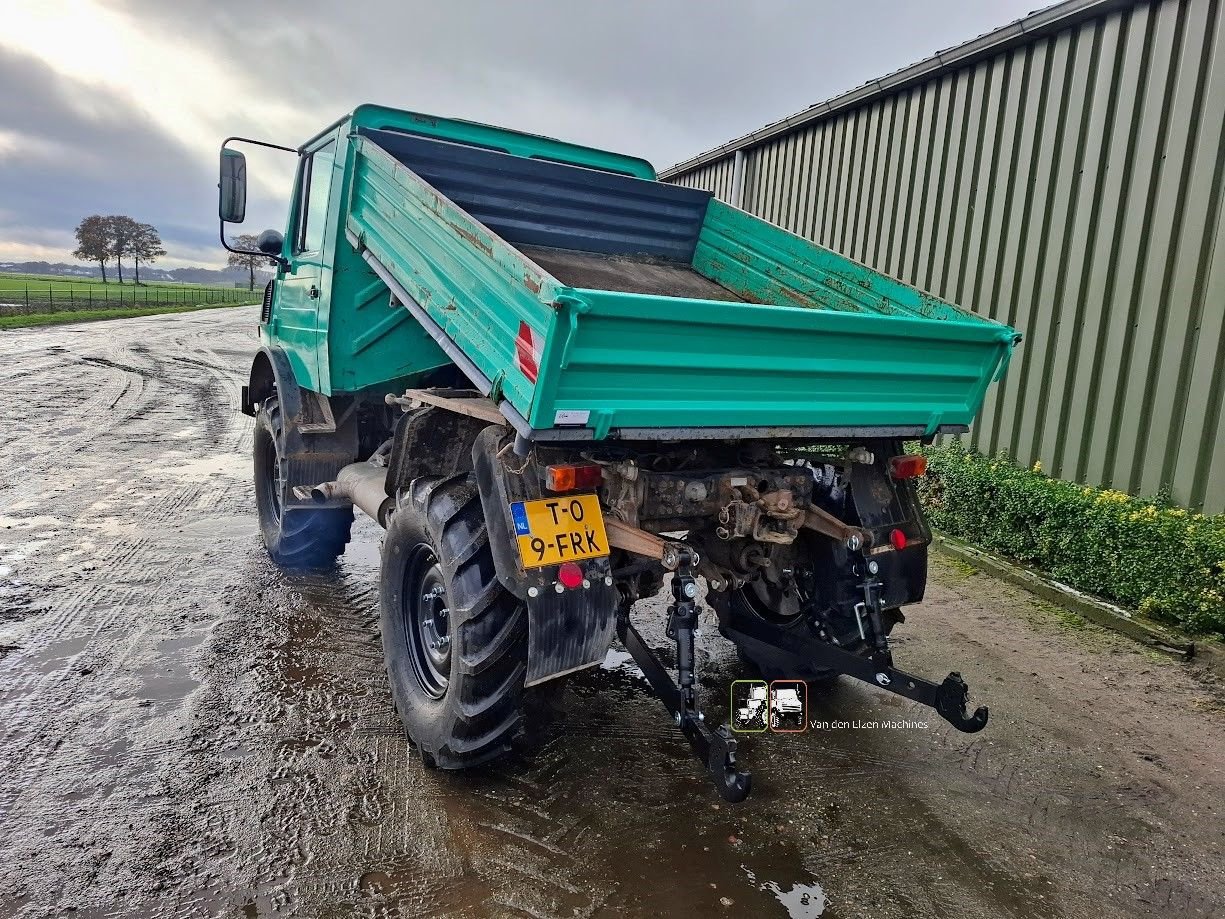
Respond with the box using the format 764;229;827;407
0;313;262;896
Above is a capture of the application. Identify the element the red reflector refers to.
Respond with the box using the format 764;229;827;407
546;463;602;492
514;321;541;385
557;562;584;589
890;528;908;550
889;454;928;479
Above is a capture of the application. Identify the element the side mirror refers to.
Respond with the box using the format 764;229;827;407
218;148;247;223
257;229;284;257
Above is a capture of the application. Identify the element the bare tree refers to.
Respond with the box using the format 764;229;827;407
73;215;112;283
106;215;141;284
132;223;166;285
227;234;265;291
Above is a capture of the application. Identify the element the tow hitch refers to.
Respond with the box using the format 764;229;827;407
725;608;989;732
620;544;987;802
723;556;989;735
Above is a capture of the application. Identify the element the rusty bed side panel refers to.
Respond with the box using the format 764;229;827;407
693;199;998;323
345;135;565;419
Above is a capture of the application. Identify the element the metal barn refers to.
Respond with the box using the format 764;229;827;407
663;0;1225;512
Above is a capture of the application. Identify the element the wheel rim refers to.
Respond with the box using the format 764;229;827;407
402;545;451;698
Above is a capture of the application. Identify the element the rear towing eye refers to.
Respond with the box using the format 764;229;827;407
621;550;987;802
616;548;752;803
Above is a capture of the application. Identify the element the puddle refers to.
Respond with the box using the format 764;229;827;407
744;865;827;917
35;634;90;675
180;515;259;540
599;645;647;682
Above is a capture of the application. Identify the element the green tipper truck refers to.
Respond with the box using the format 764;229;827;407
219;104;1020;801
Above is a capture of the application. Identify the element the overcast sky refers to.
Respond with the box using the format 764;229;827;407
1;0;1043;270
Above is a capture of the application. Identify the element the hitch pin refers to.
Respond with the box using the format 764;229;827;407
853;602;868;641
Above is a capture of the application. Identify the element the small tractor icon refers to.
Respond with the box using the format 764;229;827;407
769;684;805;731
734;684;769;731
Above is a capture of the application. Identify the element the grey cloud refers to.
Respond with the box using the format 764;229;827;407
108;0;1042;166
8;0;1040;265
0;45;285;264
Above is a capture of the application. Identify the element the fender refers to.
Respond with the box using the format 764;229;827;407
241;346;359;509
240;347;301;422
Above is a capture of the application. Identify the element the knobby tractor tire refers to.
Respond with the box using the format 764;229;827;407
253;395;353;568
380;474;528;769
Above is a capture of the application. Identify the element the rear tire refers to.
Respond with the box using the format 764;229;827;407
727;586;841;687
253;395;353;568
380;475;528;769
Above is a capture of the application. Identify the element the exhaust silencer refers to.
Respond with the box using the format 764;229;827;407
310;463;392;527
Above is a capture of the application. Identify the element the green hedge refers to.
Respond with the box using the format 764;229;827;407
918;443;1225;636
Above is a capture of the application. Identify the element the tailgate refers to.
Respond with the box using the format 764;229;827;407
528;289;1017;439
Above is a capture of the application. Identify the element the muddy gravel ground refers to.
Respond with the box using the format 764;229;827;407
1;307;1223;919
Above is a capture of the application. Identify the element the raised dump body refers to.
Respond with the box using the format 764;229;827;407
346;126;1019;442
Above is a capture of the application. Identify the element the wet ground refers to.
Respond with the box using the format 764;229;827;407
1;307;1223;919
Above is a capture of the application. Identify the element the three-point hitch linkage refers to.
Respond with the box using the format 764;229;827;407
617;544;989;802
617;547;753;802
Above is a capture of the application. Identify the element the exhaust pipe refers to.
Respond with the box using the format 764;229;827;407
309;463;393;527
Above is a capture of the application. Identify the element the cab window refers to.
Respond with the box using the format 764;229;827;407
294;140;336;255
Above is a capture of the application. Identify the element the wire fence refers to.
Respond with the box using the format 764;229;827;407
0;282;258;317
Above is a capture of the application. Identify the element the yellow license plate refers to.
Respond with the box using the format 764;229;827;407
511;494;609;569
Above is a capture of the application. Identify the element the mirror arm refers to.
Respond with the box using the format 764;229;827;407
218;135;297;272
221;136;297;154
219;224;288;273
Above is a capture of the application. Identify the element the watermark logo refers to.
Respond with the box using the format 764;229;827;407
729;680;768;733
768;680;807;733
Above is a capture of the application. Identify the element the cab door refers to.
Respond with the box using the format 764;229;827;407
275;136;338;392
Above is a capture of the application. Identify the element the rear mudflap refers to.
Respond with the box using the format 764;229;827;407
472;426;618;685
525;568;618;686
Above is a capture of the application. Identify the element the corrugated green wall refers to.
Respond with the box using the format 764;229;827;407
664;0;1225;512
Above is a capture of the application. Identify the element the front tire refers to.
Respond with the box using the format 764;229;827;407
253;395;353;568
380;475;528;769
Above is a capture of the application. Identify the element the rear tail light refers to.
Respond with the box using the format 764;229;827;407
890;528;908;550
888;454;927;479
545;463;603;492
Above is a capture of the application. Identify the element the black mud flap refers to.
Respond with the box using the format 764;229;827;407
472;426;619;685
525;572;618;686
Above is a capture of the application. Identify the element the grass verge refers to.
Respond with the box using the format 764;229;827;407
0;301;257;330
